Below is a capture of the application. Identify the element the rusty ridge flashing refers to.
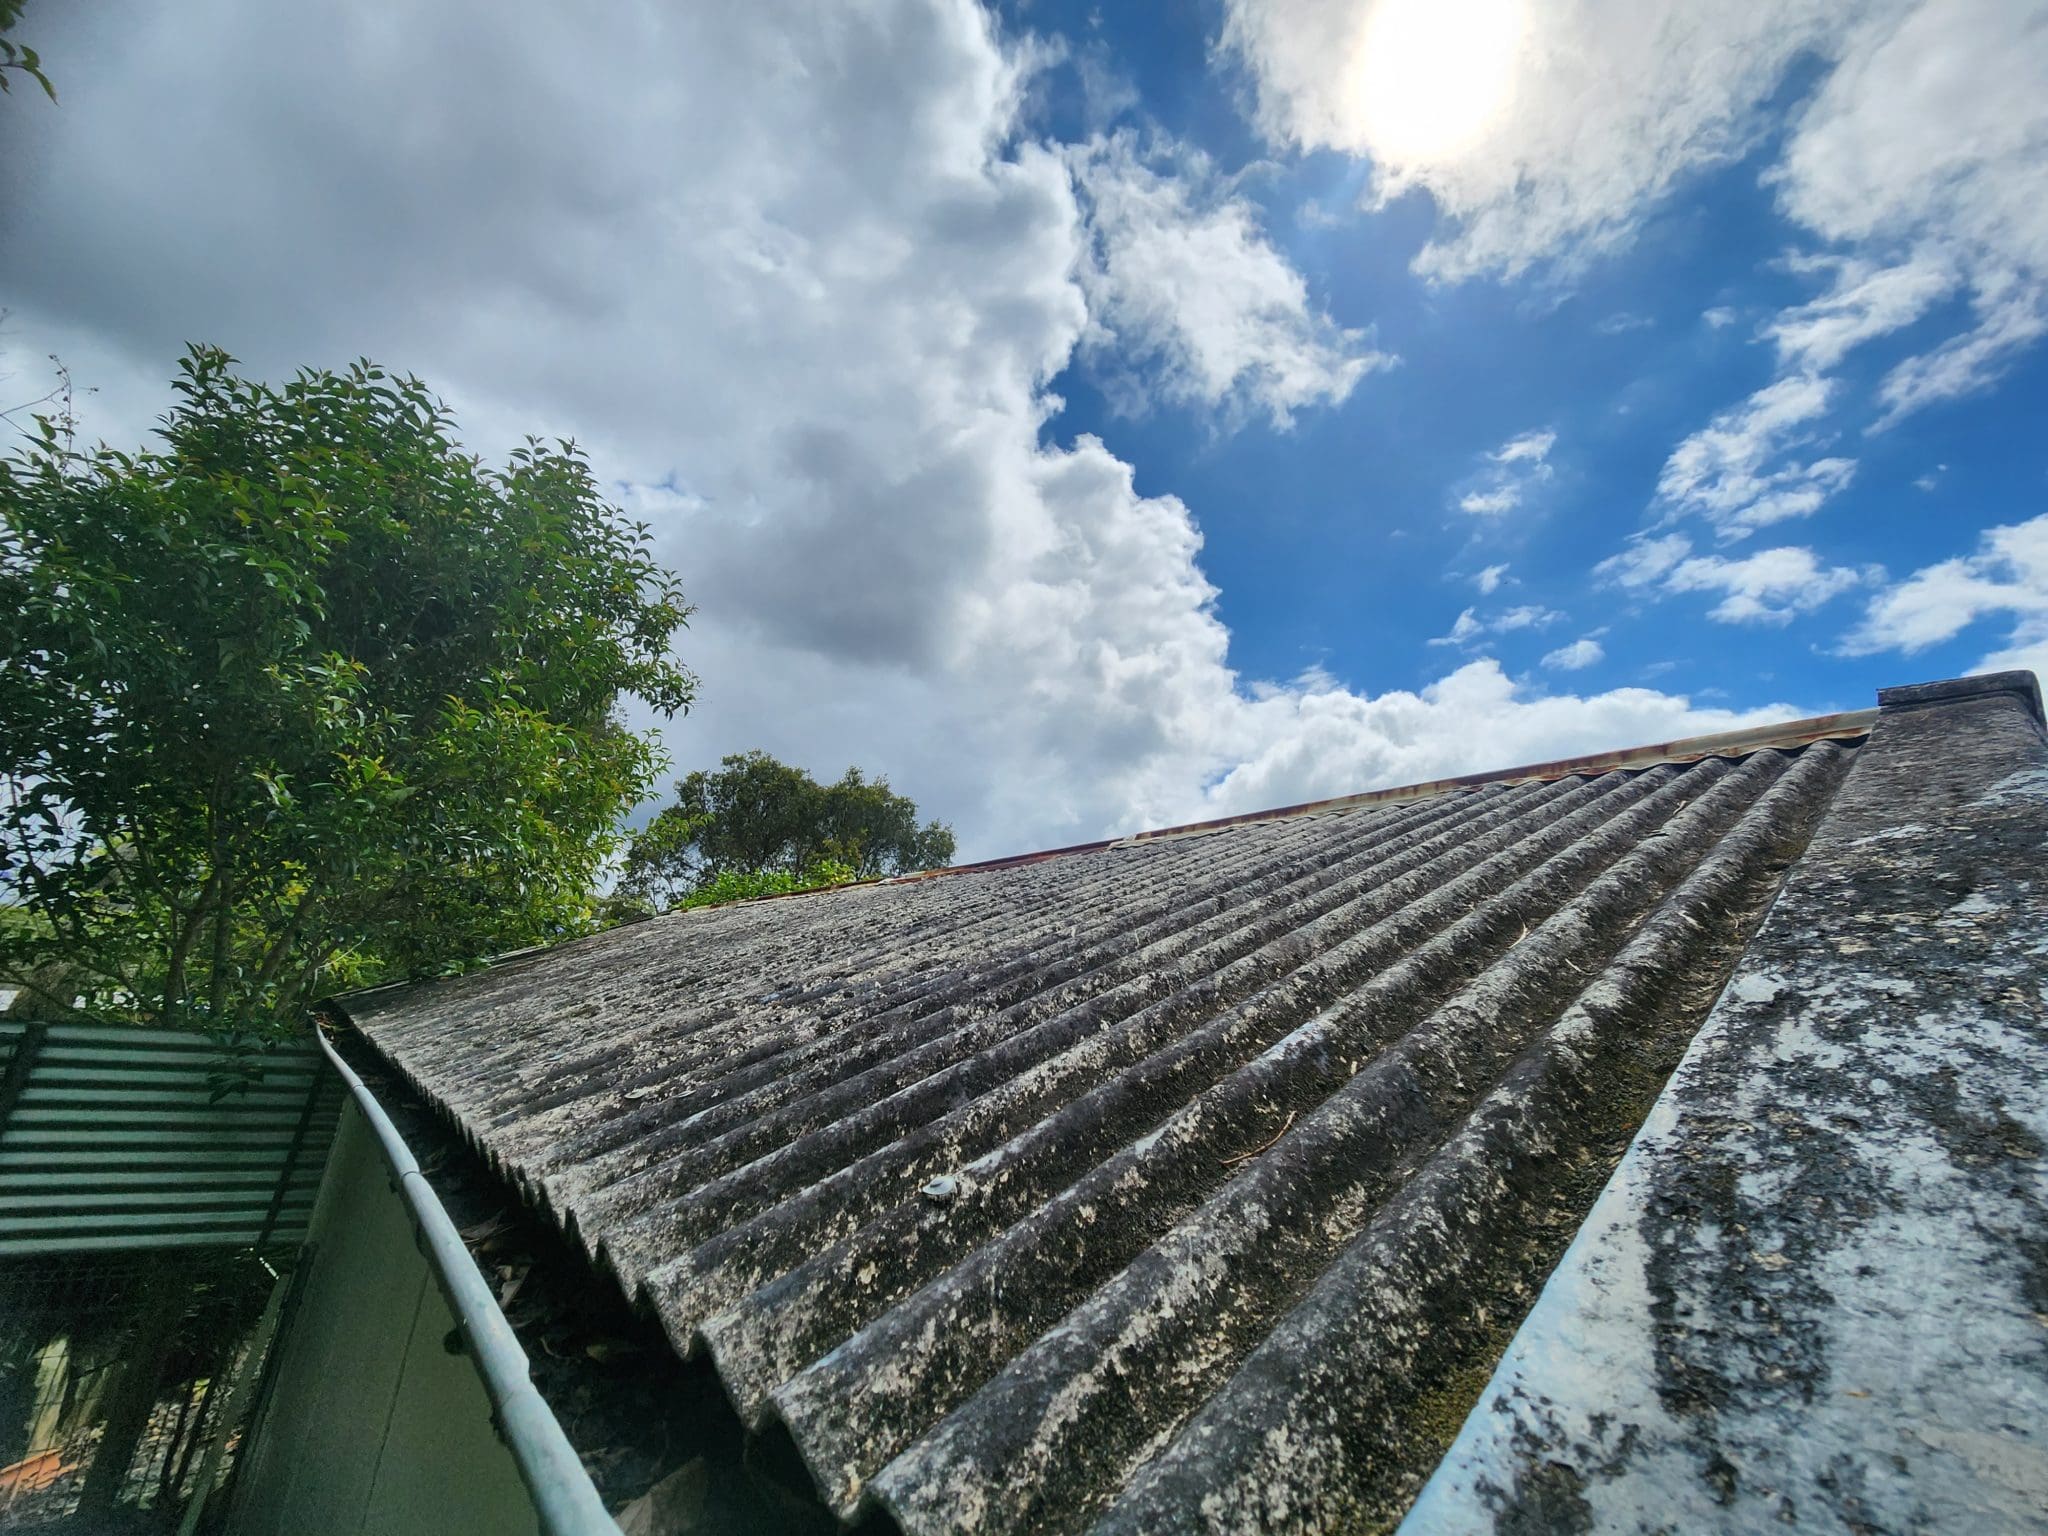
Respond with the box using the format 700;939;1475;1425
885;706;1877;877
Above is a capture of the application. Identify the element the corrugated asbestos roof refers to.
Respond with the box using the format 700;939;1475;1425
341;726;1864;1534
1402;673;2048;1535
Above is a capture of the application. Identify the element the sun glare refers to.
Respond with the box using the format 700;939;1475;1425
1349;0;1528;165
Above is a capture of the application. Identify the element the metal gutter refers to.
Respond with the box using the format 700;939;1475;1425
312;1027;620;1536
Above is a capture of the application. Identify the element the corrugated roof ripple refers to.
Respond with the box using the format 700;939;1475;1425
344;739;1854;1534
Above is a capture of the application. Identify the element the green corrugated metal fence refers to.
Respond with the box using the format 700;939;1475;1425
0;1021;342;1256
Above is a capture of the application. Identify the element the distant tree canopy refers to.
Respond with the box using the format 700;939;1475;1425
619;751;955;910
0;345;694;1031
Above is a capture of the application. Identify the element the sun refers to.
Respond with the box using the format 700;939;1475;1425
1348;0;1529;165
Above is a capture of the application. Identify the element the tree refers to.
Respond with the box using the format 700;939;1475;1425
619;750;954;910
0;345;694;1031
0;1;56;101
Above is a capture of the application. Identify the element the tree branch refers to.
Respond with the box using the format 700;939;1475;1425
254;883;320;990
162;866;222;1017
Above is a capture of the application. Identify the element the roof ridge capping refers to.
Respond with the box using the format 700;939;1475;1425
1876;667;2045;727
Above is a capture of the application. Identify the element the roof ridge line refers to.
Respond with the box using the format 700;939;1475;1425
887;706;1877;880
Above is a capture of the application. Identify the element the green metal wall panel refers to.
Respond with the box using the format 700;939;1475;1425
0;1022;342;1256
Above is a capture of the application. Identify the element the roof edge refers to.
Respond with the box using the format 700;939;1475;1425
330;702;1882;1000
1400;679;2047;1535
890;706;1877;881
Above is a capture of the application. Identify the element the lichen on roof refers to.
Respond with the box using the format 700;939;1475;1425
340;708;1877;1533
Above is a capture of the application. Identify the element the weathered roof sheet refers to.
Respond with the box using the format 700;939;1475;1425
340;712;1879;1533
1404;672;2048;1534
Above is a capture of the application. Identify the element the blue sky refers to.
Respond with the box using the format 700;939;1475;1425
1015;0;2048;706
4;0;2045;856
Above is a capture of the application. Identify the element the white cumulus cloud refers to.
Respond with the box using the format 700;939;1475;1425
1842;514;2048;679
1602;535;1869;625
1067;130;1391;427
1;0;1824;859
1194;659;1803;816
1665;547;1871;625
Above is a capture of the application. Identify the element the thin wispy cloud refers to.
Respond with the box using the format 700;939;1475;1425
1430;603;1565;646
1543;637;1605;671
1457;428;1555;517
1653;376;1855;538
1596;534;1695;592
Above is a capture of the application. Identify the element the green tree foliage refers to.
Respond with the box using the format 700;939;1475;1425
620;750;954;910
0;346;695;1031
0;1;56;100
